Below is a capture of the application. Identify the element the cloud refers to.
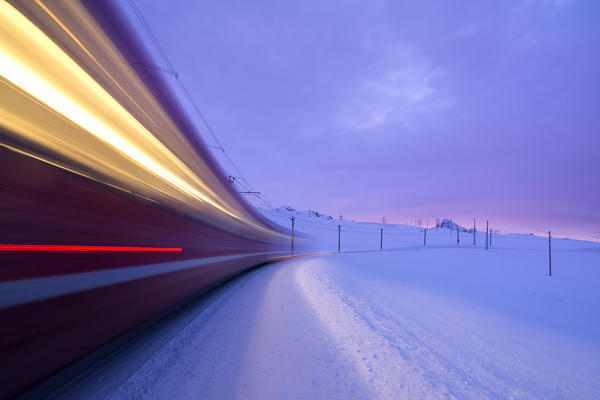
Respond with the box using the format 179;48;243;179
335;48;451;133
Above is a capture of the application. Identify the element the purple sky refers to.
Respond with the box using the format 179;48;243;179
128;0;600;239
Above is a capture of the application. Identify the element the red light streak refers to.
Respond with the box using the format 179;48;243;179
0;244;182;252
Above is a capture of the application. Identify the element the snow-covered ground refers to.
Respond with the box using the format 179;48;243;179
262;206;599;254
68;209;600;399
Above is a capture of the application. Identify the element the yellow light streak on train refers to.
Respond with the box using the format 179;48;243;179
0;1;280;238
32;0;160;129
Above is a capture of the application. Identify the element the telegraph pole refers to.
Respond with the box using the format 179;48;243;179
380;216;386;250
291;217;295;255
473;218;476;246
489;228;492;248
548;230;552;277
424;226;427;246
485;220;489;250
338;225;341;253
457;226;460;246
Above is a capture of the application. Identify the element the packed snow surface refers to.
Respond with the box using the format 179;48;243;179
75;211;600;399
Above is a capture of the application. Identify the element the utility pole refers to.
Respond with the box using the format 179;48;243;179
291;217;295;255
457;226;460;246
380;216;386;250
338;225;341;253
424;226;427;246
548;230;552;277
485;220;489;250
473;218;476;246
489;229;492;248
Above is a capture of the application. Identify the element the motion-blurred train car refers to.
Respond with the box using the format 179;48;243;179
0;1;289;398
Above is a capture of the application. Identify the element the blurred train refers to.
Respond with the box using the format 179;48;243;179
0;1;290;398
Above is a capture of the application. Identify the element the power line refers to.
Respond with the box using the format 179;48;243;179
127;0;267;205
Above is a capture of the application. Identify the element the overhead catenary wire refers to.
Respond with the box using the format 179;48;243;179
126;0;271;208
268;209;600;244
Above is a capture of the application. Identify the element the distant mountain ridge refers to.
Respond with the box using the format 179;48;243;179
276;206;334;220
435;218;471;232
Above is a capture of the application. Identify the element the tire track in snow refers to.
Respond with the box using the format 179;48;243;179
295;259;455;399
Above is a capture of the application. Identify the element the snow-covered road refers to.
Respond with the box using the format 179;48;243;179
81;246;600;400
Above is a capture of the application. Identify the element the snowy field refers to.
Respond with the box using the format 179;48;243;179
66;210;600;399
261;207;598;254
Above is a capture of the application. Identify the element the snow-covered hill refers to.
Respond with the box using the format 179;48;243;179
259;207;600;253
435;218;469;232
